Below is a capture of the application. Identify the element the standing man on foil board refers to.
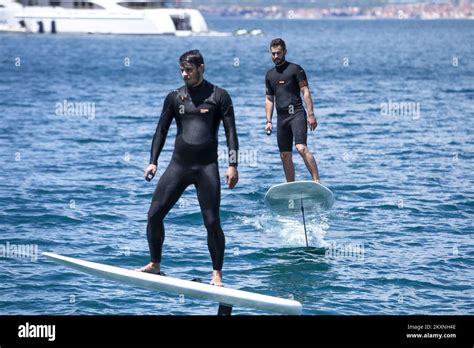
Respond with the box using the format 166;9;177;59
137;50;239;287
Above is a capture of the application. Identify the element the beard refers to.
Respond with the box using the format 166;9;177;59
184;72;202;87
273;56;285;66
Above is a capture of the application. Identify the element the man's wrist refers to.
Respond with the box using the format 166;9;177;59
266;120;272;124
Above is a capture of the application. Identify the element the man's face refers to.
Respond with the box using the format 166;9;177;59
271;46;286;66
180;62;203;87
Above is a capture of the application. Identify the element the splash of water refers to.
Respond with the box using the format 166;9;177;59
241;213;330;249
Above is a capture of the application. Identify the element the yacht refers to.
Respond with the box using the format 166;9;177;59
0;0;208;34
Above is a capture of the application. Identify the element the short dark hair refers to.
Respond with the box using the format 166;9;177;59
270;38;286;50
179;49;204;67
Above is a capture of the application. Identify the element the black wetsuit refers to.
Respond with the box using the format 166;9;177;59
147;80;238;271
265;61;308;152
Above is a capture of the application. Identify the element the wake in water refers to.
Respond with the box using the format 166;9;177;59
239;213;331;249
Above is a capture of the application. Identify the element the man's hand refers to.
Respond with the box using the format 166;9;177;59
144;164;157;181
308;114;317;131
265;121;273;135
226;166;239;190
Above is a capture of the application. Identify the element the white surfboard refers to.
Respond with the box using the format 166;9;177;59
42;252;302;315
264;181;334;216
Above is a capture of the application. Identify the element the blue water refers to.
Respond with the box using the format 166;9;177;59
1;18;473;315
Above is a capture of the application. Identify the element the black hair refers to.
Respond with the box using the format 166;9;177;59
270;38;286;51
179;49;204;67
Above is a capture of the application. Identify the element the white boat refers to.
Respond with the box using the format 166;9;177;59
0;0;208;35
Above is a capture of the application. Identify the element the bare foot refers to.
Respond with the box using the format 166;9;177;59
314;179;321;184
135;262;163;275
210;270;223;287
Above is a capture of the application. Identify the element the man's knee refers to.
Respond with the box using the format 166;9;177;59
203;213;221;231
296;144;309;155
280;151;292;161
148;202;165;221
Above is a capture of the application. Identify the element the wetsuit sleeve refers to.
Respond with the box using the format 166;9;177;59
295;64;308;88
265;72;274;96
219;89;239;167
149;92;175;165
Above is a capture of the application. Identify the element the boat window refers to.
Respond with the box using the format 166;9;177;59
171;14;191;31
72;2;104;9
117;1;169;9
16;1;39;6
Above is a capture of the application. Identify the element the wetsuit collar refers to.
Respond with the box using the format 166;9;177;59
276;60;289;72
188;79;206;91
178;80;210;101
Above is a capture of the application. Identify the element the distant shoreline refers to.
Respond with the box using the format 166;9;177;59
203;15;474;20
199;3;474;21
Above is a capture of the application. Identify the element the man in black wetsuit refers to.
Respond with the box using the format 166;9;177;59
136;50;239;286
265;38;320;183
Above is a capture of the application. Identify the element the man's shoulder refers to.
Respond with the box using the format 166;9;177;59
166;88;181;97
165;86;186;101
266;66;276;77
287;61;304;72
211;83;231;100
